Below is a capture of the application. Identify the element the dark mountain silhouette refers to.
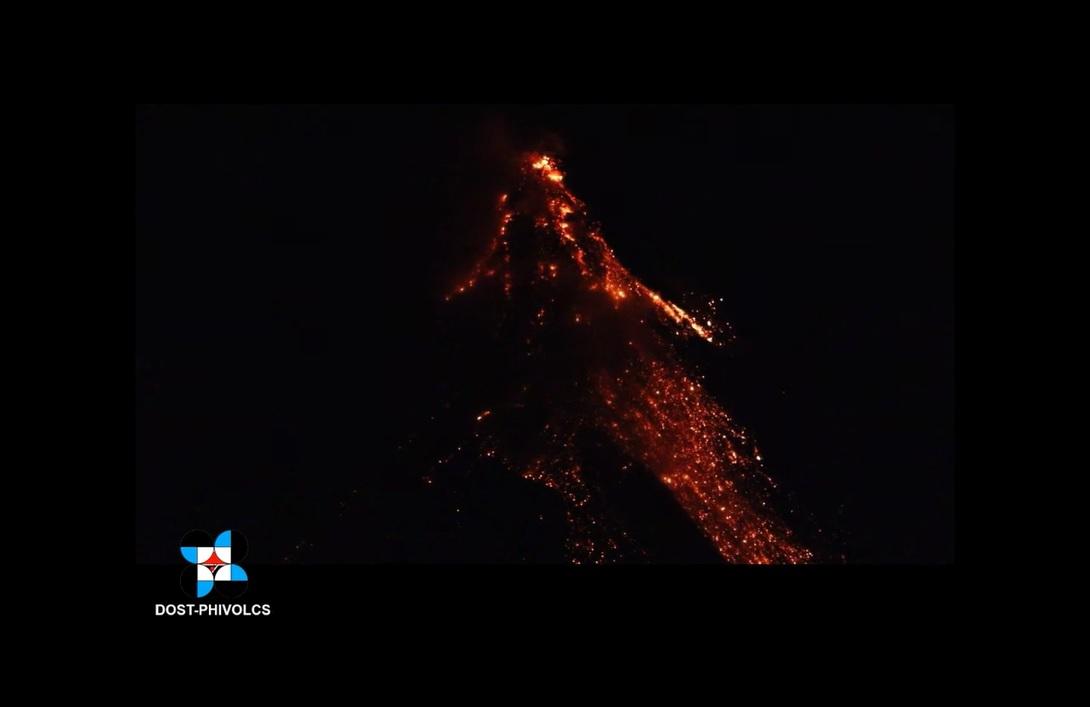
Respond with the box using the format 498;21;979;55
424;154;812;564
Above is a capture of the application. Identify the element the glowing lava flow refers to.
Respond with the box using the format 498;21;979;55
445;153;811;564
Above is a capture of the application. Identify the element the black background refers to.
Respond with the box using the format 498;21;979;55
135;105;954;567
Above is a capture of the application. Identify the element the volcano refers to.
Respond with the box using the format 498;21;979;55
437;153;812;564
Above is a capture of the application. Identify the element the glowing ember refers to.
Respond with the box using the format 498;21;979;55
445;152;811;564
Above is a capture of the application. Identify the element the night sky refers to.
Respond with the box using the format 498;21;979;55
135;105;954;565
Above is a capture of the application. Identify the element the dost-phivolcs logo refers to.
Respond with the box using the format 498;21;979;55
179;530;249;599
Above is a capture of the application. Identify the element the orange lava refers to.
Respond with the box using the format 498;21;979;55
446;153;811;564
